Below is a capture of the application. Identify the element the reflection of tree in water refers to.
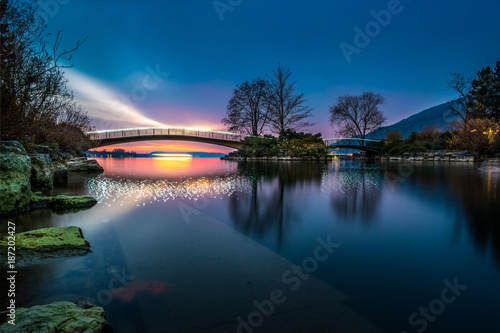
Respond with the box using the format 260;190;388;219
322;160;383;223
383;162;500;266
446;165;500;265
229;161;325;248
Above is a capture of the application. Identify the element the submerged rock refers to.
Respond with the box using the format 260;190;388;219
0;226;91;266
49;195;98;210
67;158;104;172
30;194;97;212
0;141;32;216
0;301;113;332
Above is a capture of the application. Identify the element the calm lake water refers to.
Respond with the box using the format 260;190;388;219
1;157;499;333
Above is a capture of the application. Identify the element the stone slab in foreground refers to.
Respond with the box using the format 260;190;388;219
0;301;113;332
0;226;91;266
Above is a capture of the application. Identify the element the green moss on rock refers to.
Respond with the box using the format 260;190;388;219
1;226;89;249
29;194;97;212
29;153;54;190
0;301;113;332
49;195;97;210
0;153;32;215
0;140;27;155
0;227;91;266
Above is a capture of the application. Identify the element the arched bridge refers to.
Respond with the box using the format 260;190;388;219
87;128;245;149
87;128;384;153
324;138;383;154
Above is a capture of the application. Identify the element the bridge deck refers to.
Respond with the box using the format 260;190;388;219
88;128;245;149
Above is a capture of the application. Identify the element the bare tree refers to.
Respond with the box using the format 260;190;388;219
447;72;473;123
222;78;270;136
266;64;313;138
329;92;386;143
0;0;90;149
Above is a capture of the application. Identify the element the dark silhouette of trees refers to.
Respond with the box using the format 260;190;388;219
266;64;313;137
468;61;500;121
222;78;270;136
447;61;500;123
446;62;500;154
222;64;313;139
0;0;91;152
329;92;386;143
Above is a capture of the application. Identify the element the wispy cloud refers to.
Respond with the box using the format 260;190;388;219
65;69;167;129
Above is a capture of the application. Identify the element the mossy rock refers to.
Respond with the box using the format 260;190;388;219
53;162;69;183
1;226;89;249
29;153;54;190
0;301;113;332
0;153;32;215
30;194;97;212
0;140;27;155
0;226;91;266
49;195;97;210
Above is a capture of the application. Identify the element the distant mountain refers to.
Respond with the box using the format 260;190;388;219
367;101;461;139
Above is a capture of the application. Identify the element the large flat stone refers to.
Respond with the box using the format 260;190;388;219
0;226;91;266
0;301;112;332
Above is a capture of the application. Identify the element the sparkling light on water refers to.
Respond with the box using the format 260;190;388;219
86;173;253;208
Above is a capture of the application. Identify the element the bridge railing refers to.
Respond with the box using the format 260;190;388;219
87;128;246;142
324;138;383;149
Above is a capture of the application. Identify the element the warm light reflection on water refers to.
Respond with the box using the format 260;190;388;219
86;173;252;208
152;153;193;160
92;157;236;179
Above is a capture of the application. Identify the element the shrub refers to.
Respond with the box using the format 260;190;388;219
385;130;403;144
448;119;500;155
239;136;279;157
237;130;326;158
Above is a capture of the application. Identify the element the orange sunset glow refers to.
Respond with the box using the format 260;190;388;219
90;140;236;154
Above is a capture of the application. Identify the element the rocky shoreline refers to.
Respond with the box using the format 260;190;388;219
0;141;103;216
221;155;331;161
0;141;111;331
221;151;499;163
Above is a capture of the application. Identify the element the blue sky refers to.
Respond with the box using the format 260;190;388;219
42;0;500;149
